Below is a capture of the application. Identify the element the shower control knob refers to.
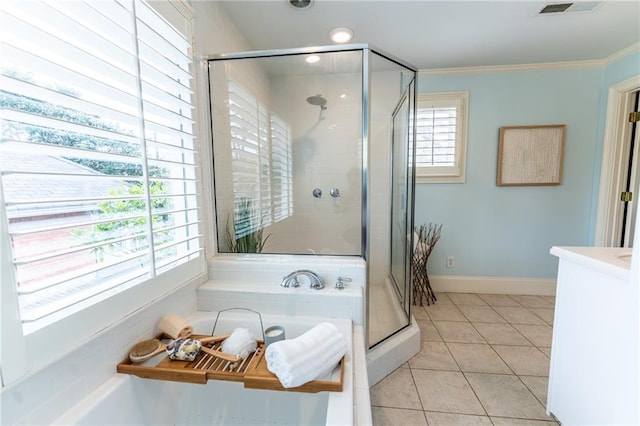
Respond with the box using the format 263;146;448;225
330;188;341;198
312;188;322;198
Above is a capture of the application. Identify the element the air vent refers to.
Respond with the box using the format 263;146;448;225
539;3;573;13
538;2;602;14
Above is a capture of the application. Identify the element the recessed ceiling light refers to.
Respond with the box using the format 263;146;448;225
288;0;313;10
305;55;320;64
330;27;353;44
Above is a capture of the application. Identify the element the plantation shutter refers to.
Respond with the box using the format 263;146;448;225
416;106;457;167
227;80;272;237
270;114;293;222
0;0;201;329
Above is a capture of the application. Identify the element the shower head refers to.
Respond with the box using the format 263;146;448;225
306;94;327;110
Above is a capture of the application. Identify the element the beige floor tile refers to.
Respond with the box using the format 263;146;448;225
493;306;547;325
520;375;549;407
425;304;467;321
512;324;553;347
465;373;550;420
510;295;555;309
538;346;552;358
477;294;522;307
492;345;551;376
371;407;428;426
458;305;506;323
412;370;485;415
425;411;493;425
542;296;556;305
448;293;487;306
415;319;442;342
473;323;532;346
433;321;486;344
434;293;454;304
409;341;459;371
373;292;560;426
370;367;423;409
446;343;511;374
413;306;429;320
491;417;559;425
529;308;554;325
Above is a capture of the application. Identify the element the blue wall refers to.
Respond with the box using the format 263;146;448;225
416;66;603;279
417;50;640;280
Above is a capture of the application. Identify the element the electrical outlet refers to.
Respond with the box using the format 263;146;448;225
446;256;455;268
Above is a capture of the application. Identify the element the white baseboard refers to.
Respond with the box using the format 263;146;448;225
430;275;557;296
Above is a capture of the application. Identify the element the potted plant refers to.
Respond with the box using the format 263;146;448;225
225;197;271;253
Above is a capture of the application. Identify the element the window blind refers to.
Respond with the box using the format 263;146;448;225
270;114;293;222
416;107;457;167
227;79;294;239
227;80;271;237
0;0;201;327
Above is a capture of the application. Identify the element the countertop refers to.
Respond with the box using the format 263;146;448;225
550;246;631;281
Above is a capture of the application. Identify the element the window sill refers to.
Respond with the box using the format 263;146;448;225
416;175;466;184
21;257;206;381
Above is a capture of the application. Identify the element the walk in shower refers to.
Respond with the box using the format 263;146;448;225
207;44;417;348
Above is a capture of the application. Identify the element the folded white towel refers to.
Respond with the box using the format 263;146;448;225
265;322;346;388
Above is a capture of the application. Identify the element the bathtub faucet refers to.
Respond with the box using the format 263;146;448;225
281;270;325;290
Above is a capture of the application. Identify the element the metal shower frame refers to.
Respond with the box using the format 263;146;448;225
206;43;418;348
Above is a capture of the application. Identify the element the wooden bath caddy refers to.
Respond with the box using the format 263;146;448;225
117;334;344;393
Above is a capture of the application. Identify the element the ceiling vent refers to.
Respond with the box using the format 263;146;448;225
538;2;602;14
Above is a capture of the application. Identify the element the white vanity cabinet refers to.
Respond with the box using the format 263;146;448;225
548;247;638;425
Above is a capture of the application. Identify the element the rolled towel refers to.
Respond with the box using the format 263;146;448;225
265;322;346;388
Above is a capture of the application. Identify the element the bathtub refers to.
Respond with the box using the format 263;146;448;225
53;312;358;426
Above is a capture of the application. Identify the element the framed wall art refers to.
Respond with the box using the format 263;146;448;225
497;124;566;186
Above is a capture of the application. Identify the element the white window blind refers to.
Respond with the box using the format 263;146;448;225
270;114;293;222
416;92;468;183
228;80;271;237
227;80;293;238
417;107;457;166
0;0;201;330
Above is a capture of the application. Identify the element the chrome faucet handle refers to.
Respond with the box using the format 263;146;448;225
335;276;351;290
310;280;324;290
307;271;324;290
281;273;296;288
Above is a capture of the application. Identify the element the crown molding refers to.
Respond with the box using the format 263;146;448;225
418;59;605;76
604;42;640;65
419;43;640;76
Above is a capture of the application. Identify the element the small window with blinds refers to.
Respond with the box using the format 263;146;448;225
416;92;468;183
227;80;293;241
0;0;201;331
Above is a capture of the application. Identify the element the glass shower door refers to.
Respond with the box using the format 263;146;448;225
390;89;411;306
208;51;363;256
367;50;416;347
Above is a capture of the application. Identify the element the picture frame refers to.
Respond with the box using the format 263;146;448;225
497;124;566;186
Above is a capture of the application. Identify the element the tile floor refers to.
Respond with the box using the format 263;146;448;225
371;293;558;425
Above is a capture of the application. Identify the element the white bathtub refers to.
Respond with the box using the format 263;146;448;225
53;313;357;426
